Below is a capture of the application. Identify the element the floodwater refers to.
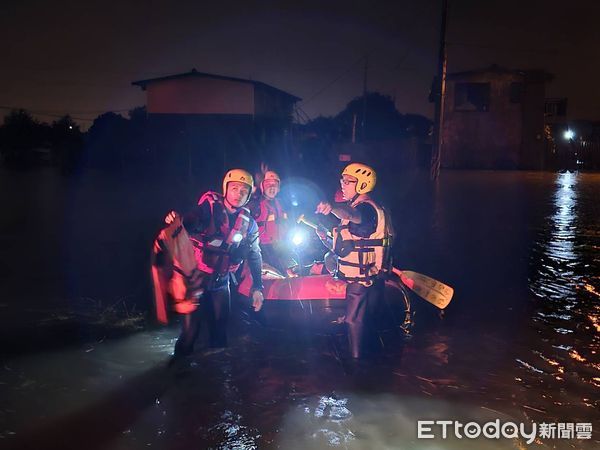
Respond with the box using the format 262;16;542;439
0;168;598;449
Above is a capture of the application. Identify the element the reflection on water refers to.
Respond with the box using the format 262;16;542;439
279;393;529;449
205;410;261;450
531;172;579;300
301;396;354;447
524;172;600;423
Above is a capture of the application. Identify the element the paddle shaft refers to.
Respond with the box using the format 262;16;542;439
297;214;333;238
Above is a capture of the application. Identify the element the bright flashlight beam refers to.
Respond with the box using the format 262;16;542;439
292;231;305;246
564;130;575;140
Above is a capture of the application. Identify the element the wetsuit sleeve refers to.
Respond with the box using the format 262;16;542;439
182;200;212;234
348;203;377;238
245;220;264;291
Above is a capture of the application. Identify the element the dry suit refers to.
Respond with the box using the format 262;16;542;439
174;192;263;355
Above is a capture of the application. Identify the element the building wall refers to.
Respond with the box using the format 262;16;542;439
519;81;546;169
254;85;294;119
442;72;524;169
145;77;254;115
138;76;298;173
146;114;258;186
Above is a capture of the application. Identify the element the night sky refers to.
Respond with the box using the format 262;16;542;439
1;0;599;127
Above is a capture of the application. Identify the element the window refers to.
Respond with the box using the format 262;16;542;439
454;82;490;112
545;98;568;117
510;82;524;103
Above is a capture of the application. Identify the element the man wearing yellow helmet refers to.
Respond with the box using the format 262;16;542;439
248;167;297;276
166;169;264;358
316;162;393;359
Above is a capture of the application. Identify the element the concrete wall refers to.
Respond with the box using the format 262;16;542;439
443;72;524;169
519;81;546;169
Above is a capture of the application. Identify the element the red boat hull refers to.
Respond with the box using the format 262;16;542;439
238;273;347;300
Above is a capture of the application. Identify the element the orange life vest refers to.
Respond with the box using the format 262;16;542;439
253;197;287;244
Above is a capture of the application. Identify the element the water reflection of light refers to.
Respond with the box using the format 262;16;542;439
515;359;545;374
303;396;355;447
588;314;600;333
530;172;580;302
569;350;586;362
583;283;600;298
282;394;526;449
526;172;600;410
208;410;260;449
549;172;577;269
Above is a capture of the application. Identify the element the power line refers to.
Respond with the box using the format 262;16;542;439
447;41;558;55
300;55;367;107
294;106;312;124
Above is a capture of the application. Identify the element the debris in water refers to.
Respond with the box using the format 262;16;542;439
522;404;546;414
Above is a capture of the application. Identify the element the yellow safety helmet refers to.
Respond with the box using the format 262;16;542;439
342;162;376;194
222;168;254;196
261;170;281;194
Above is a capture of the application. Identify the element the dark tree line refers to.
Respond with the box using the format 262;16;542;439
0;110;84;172
294;92;433;180
0;107;150;174
1;93;432;176
300;92;432;143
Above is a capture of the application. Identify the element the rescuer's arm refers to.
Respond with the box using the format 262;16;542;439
244;222;264;311
316;201;362;224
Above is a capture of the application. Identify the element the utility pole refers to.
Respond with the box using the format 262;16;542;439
431;0;448;180
362;55;368;141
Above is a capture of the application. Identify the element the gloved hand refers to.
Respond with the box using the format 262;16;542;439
252;289;264;312
254;162;269;194
173;299;198;314
164;210;178;225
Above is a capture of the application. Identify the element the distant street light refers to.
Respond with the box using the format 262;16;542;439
564;129;575;140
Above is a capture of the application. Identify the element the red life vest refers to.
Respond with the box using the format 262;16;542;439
191;191;250;275
253;197;287;244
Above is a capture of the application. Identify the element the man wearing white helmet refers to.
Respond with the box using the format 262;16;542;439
248;168;297;276
316;162;393;359
165;169;264;358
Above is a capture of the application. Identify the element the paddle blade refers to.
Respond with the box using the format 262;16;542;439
392;268;454;309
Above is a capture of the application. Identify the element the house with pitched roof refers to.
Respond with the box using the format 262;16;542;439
132;69;300;180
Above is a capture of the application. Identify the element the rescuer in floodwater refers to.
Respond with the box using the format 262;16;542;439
315;162;393;359
165;169;264;358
